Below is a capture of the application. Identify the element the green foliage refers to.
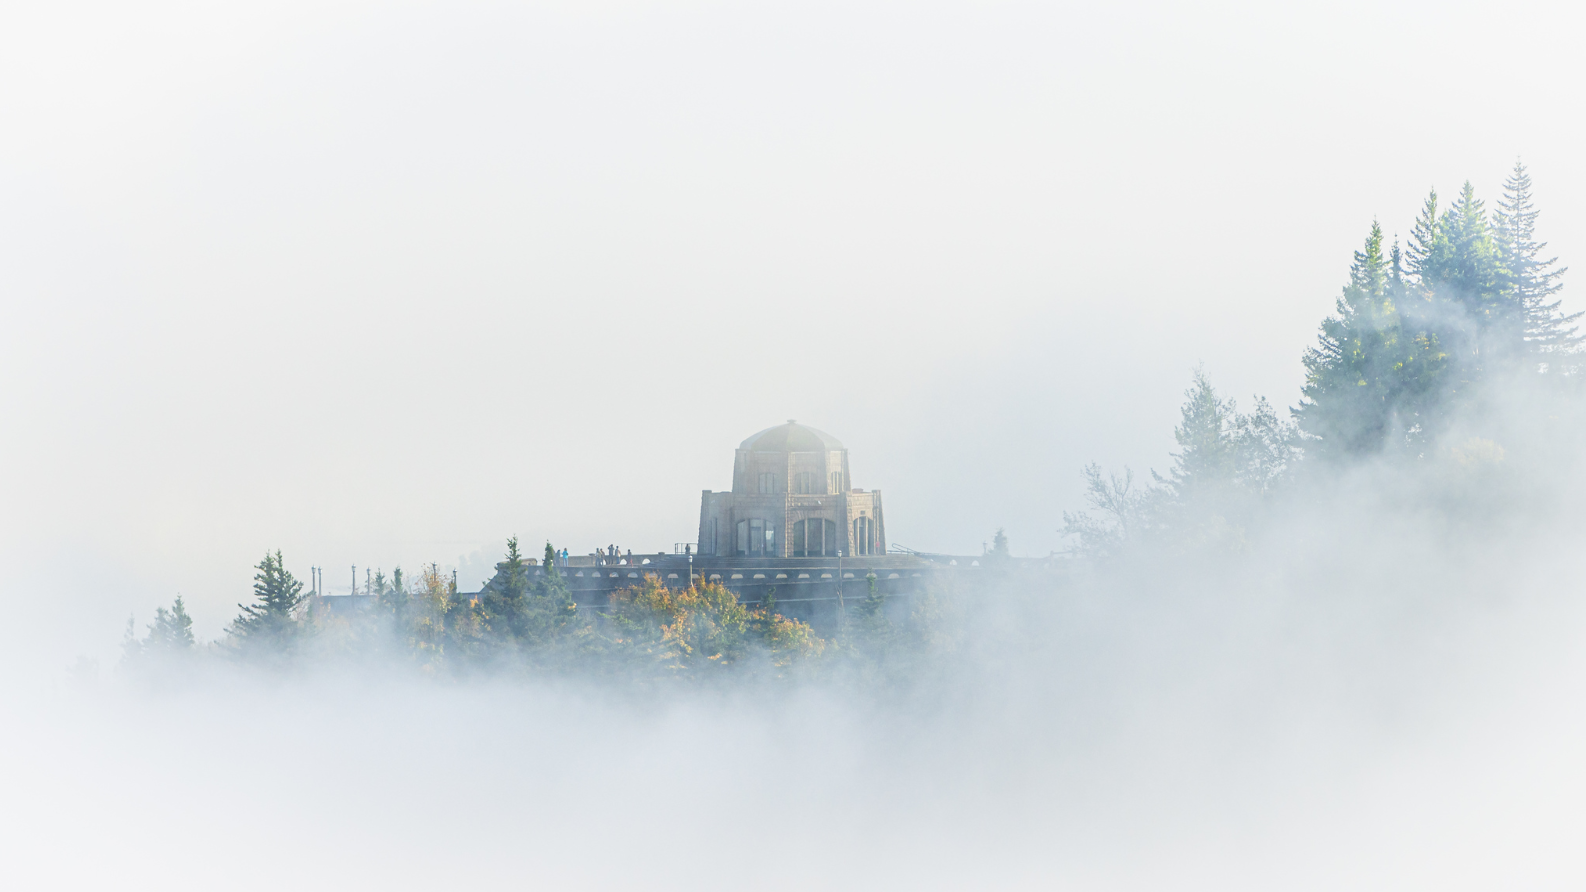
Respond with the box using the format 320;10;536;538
457;537;582;668
1301;170;1575;459
988;529;1010;560
228;551;307;656
123;595;198;670
833;572;968;689
110;164;1586;692
147;596;196;651
1297;221;1446;457
1494;161;1580;366
1065;370;1298;559
1065;164;1576;567
378;567;410;627
604;575;823;676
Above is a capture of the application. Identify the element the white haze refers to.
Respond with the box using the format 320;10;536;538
10;442;1586;890
6;1;1586;888
5;0;1586;647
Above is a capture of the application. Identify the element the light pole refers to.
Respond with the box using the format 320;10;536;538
837;548;845;631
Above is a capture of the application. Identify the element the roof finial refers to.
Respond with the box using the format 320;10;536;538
787;419;796;424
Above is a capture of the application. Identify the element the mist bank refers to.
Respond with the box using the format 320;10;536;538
14;164;1586;888
21;446;1586;889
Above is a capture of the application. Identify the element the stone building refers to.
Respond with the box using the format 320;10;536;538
697;421;885;559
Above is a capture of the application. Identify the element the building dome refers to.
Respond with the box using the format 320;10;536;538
738;420;844;453
702;421;883;558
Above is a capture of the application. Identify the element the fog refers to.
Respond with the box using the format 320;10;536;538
12;447;1586;888
6;0;1586;888
6;0;1586;645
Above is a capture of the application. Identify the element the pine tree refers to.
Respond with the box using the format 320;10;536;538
1405;181;1524;382
1146;371;1298;550
1297;221;1443;456
1161;368;1238;500
1230;396;1300;495
538;541;572;604
1493;160;1579;364
1439;183;1508;316
480;537;531;642
499;538;528;597
1406;190;1451;285
229;551;307;653
378;566;412;638
989;528;1010;559
146;596;196;652
121;616;142;664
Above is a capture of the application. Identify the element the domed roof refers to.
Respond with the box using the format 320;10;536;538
739;420;844;452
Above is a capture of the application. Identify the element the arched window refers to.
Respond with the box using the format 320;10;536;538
793;518;837;556
853;517;874;555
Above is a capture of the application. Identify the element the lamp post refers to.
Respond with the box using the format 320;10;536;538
837;548;845;631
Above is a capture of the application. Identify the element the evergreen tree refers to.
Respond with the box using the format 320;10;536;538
1146;371;1298;550
476;537;582;657
145;596;196;652
378;566;413;645
988;528;1010;560
121;596;197;668
844;572;898;669
1438;183;1508;318
1230;396;1299;495
1161;368;1238;501
1405;190;1448;282
536;541;573;606
480;537;531;643
120;616;142;664
1297;221;1446;456
1449;181;1520;365
1405;181;1525;384
229;551;307;653
1494;160;1579;364
499;538;528;597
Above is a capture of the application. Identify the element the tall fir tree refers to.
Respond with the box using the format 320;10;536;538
1493;160;1578;363
1406;190;1450;285
1160;368;1238;501
1439;182;1509;320
988;528;1010;559
538;541;571;603
146;595;196;652
1298;221;1445;456
229;551;307;653
481;537;531;642
1407;182;1523;379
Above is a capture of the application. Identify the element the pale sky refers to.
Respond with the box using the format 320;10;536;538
4;0;1584;650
